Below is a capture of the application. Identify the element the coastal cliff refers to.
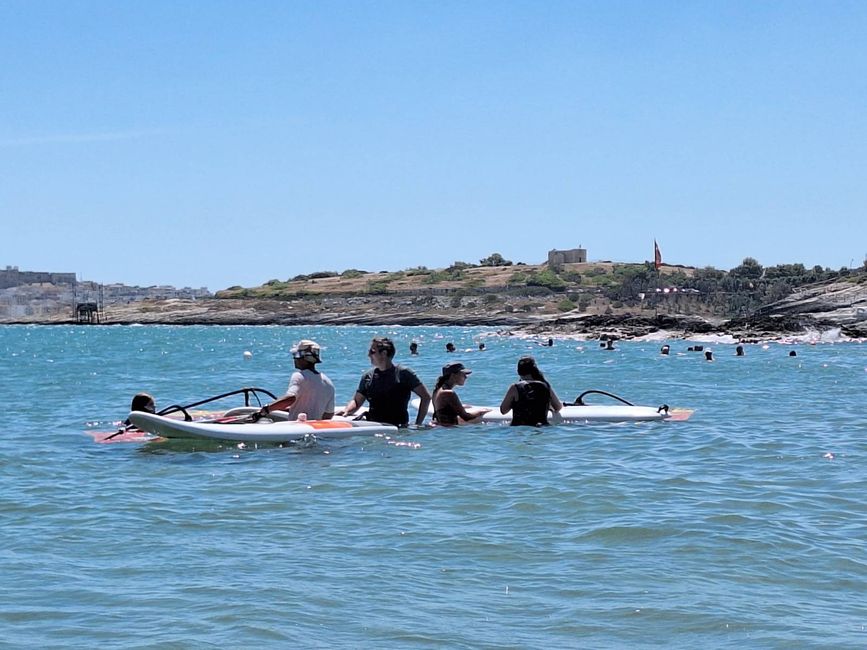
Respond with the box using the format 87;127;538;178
4;263;866;340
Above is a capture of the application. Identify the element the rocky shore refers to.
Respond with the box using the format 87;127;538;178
6;273;866;342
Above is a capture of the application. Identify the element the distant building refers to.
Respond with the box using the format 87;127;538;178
0;265;211;320
547;247;587;268
0;265;76;289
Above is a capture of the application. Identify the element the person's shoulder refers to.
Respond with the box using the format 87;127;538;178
397;365;423;383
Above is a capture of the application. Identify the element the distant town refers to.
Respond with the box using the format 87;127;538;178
0;265;210;321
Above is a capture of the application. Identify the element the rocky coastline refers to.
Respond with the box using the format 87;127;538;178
5;277;866;342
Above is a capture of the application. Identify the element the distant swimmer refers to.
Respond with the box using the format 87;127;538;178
545;338;554;347
446;342;456;353
409;341;419;356
660;345;670;356
736;345;745;356
705;349;714;361
478;342;486;351
789;350;797;357
604;339;616;351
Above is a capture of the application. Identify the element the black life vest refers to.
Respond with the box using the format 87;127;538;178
510;380;551;427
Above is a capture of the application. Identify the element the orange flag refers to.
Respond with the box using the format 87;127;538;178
654;240;662;270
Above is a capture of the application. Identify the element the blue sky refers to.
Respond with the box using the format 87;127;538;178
2;1;865;290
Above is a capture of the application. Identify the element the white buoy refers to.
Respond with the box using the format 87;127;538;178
243;350;253;360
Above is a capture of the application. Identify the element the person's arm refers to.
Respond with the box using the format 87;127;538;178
261;394;297;415
343;391;366;416
448;392;490;423
413;383;432;426
259;372;302;415
549;388;563;412
500;384;517;414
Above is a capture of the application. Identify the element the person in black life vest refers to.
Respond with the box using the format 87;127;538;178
343;337;432;427
431;362;490;426
499;356;563;426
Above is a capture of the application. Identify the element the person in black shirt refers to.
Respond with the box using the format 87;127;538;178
343;337;432;427
499;356;563;426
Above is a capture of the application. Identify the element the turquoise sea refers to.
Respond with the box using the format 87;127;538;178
1;325;865;648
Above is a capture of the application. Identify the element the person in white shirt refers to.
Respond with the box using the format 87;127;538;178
258;339;335;420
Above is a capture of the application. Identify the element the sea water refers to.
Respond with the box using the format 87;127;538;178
0;325;865;648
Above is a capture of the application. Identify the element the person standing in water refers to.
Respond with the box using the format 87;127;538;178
431;362;490;426
343;337;432;427
499;356;563;426
258;339;335;420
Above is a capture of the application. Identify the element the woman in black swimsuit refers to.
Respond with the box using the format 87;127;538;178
431;362;489;426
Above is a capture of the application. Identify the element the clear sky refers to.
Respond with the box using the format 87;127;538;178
2;1;865;290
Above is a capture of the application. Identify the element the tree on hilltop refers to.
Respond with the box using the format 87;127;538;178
729;257;764;279
480;253;512;266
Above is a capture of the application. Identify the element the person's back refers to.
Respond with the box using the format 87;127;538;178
510;379;551;426
285;368;335;420
433;387;462;426
259;339;335;421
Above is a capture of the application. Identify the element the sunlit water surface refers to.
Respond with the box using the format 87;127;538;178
1;325;865;648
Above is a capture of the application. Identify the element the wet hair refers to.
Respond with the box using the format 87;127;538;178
371;337;396;359
130;392;155;413
517;356;550;387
